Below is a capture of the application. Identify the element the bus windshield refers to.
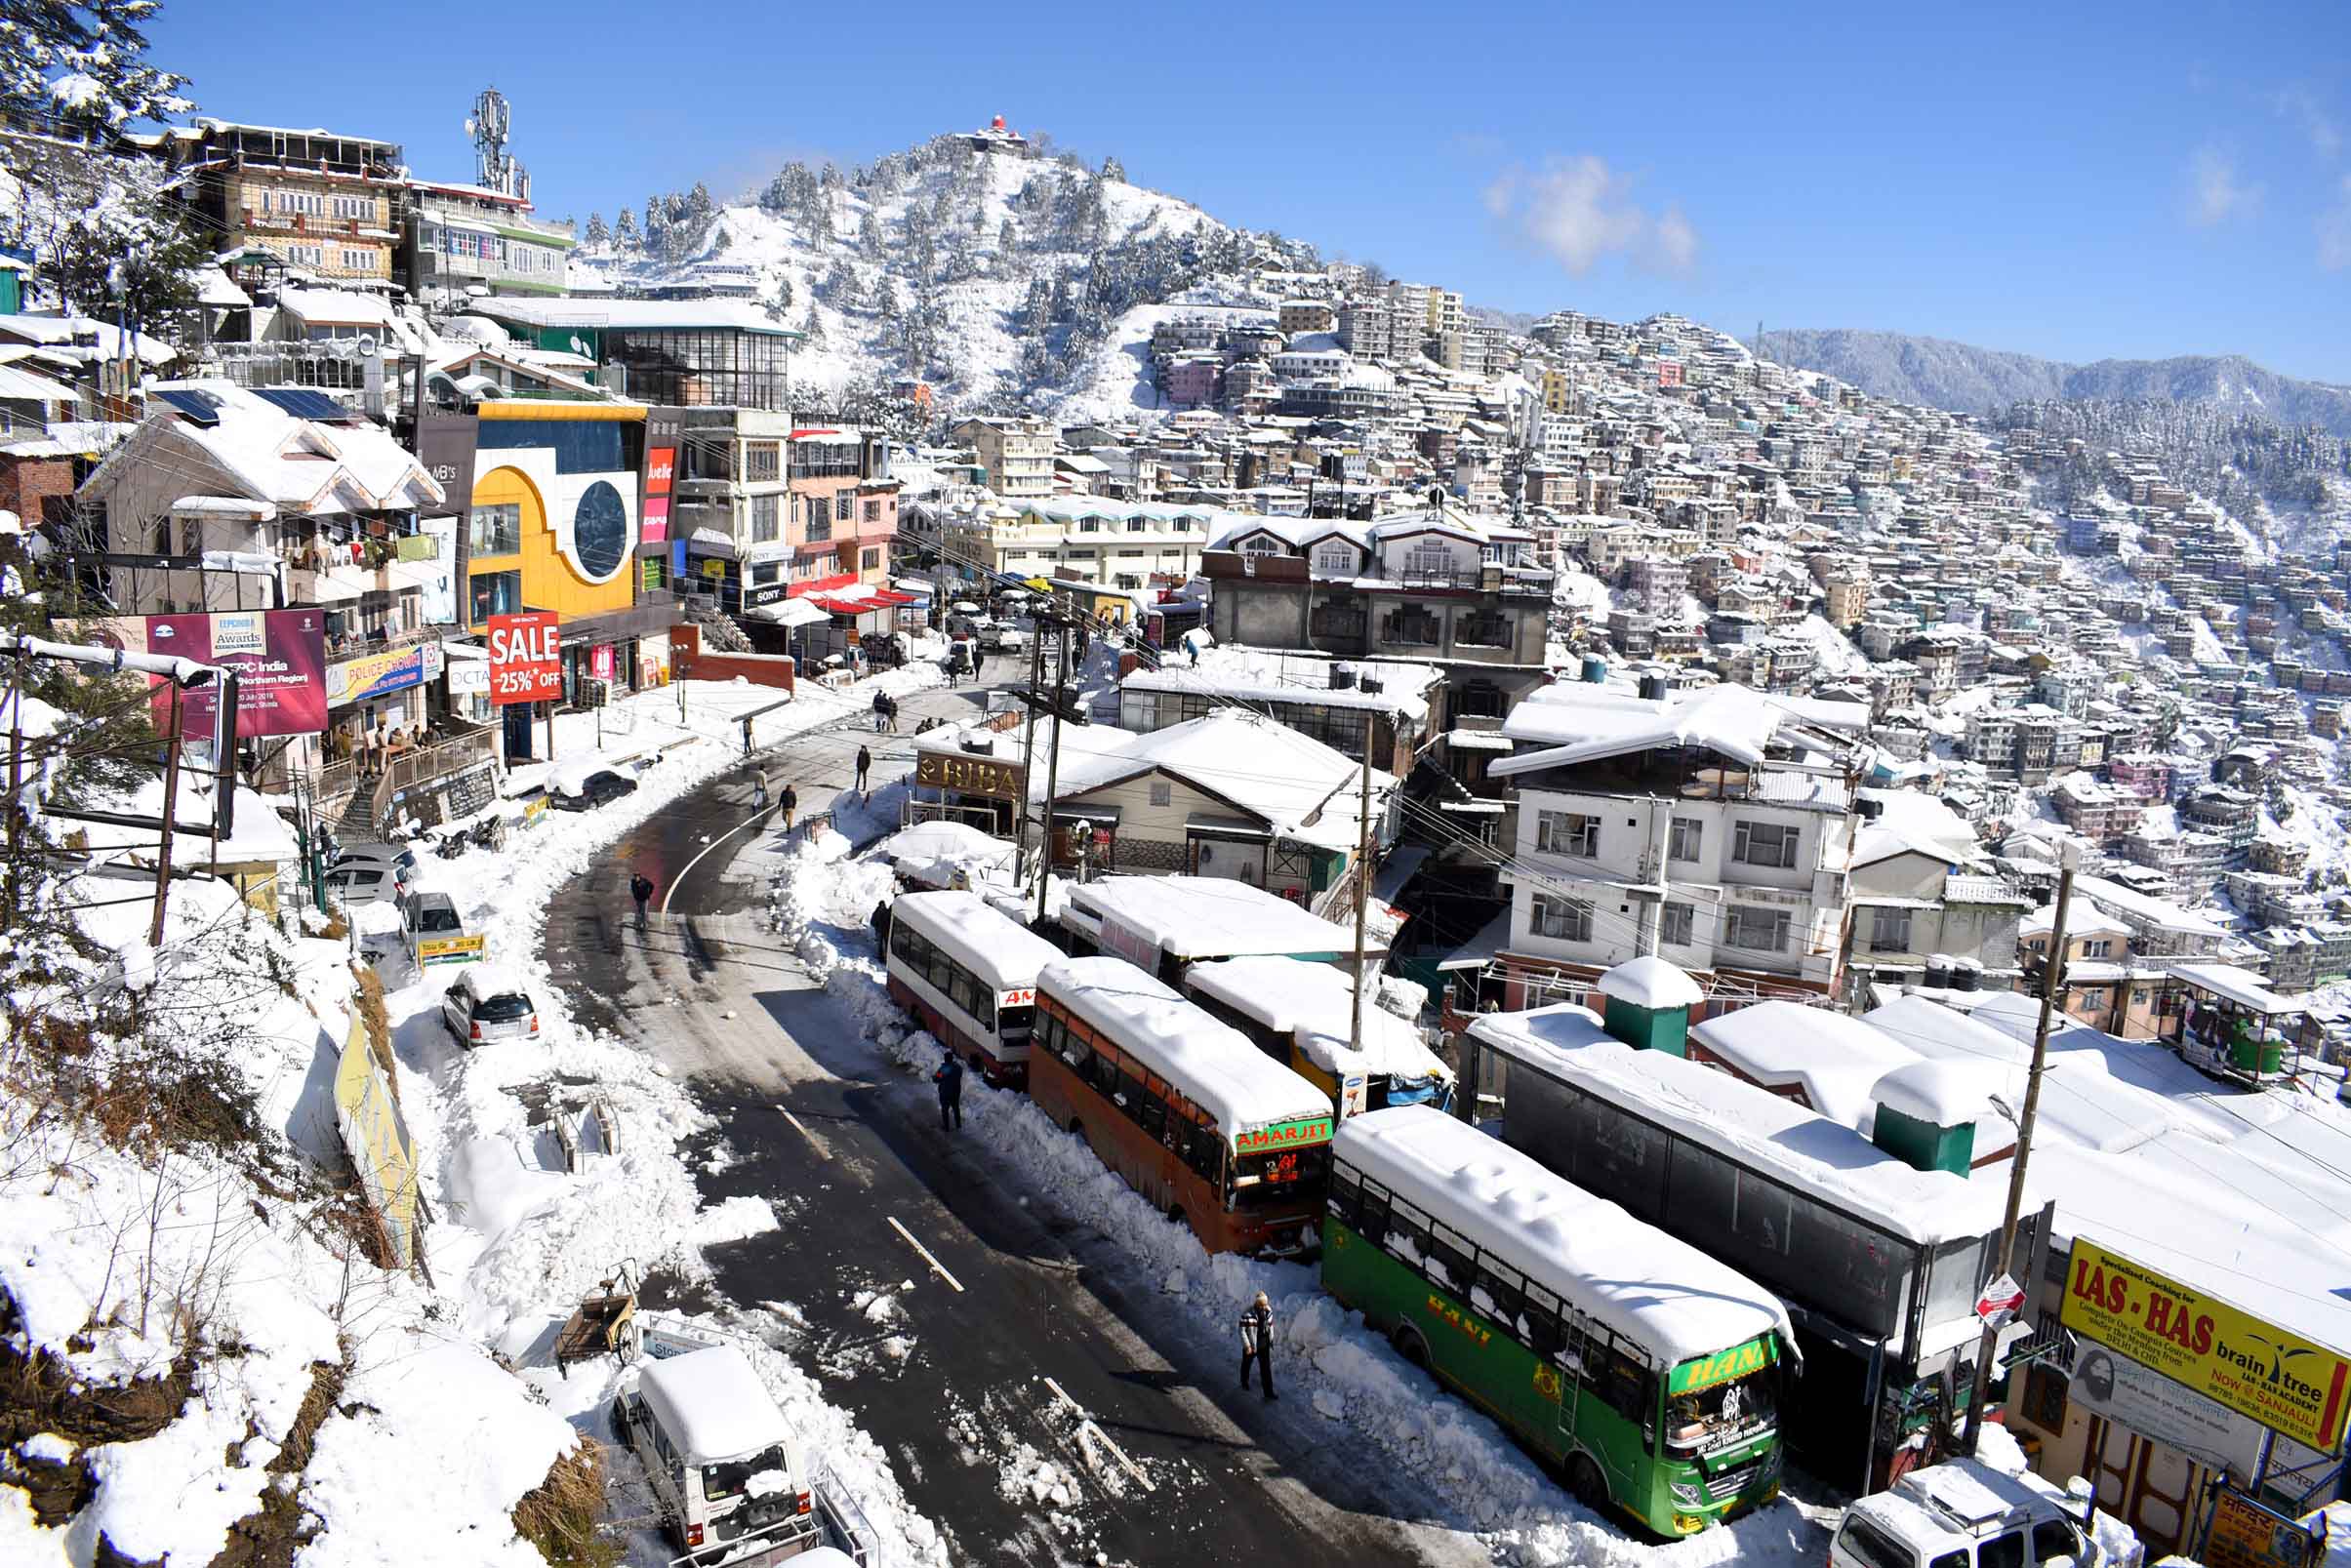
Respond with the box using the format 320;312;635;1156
1663;1345;1780;1454
996;1001;1034;1041
1231;1144;1329;1209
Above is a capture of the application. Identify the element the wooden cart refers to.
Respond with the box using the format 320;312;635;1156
552;1268;639;1374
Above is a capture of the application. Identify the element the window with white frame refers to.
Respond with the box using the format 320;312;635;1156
1660;901;1695;947
1668;817;1703;863
1723;905;1792;952
1529;895;1593;943
332;194;372;221
750;494;781;543
1534;810;1601;858
835;493;854;522
340;248;373;271
1731;820;1800;869
2082;938;2113;958
1870;908;1913;953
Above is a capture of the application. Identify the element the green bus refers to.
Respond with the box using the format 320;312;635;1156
1323;1106;1796;1537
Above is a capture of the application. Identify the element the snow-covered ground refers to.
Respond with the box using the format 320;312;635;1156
0;659;950;1567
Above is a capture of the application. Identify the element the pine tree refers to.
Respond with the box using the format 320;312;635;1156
685;181;715;229
1101;155;1125;183
584;212;609;247
858;209;883;255
614;207;638;247
2;0;193;136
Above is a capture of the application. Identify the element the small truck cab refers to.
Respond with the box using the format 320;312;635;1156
615;1344;821;1567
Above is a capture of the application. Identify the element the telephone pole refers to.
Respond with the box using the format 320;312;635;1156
1348;716;1374;1057
1961;840;2079;1456
1033;614;1074;925
1012;627;1046;890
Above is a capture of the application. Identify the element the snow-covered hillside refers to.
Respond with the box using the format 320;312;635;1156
583;136;1320;423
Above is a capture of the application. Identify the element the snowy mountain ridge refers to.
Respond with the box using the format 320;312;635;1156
581;134;1322;424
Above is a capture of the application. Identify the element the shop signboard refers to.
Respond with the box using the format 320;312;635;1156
589;643;615;682
487;612;562;705
2062;1237;2351;1451
914;748;1025;802
325;643;428;706
2206;1490;2324;1568
141;610;330;737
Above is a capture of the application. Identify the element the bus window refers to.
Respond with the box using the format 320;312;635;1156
1477;1256;1527;1332
1387;1197;1433;1266
1589;1342;1656;1427
925;946;953;991
1521;1281;1564;1356
1426;1222;1475;1295
1357;1178;1392;1244
1181;1120;1223;1183
997;1002;1034;1043
1327;1164;1361;1226
1139;1087;1168;1142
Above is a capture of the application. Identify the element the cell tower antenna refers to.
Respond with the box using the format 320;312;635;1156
469;87;515;195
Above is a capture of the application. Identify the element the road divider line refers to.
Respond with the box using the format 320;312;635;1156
777;1106;831;1161
886;1216;965;1293
660;796;777;916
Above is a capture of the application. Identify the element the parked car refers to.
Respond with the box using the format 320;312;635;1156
324;860;407;906
440;964;541;1047
1831;1458;2093;1568
549;769;639;811
330;844;420;885
613;1343;824;1567
400;890;481;969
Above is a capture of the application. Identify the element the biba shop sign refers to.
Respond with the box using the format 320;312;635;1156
1235;1115;1332;1153
2061;1238;2351;1450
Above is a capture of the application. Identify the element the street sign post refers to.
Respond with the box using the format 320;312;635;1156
1976;1273;2026;1329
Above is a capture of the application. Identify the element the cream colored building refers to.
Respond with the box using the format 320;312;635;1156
147;120;406;284
942;499;1219;589
951;415;1057;502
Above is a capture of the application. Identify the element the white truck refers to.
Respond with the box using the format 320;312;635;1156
612;1329;874;1568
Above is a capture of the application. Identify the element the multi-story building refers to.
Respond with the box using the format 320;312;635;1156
149;119;405;284
1203;504;1551;719
469;298;797;409
1488;683;1872;1001
942;498;1215;589
402;178;575;303
1277;300;1337;336
669;406;794;615
951;415;1056;502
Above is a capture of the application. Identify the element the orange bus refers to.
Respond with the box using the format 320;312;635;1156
1031;954;1333;1259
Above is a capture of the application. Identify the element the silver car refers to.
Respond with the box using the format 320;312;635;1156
440;965;541;1047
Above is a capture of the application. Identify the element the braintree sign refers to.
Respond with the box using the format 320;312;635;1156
2061;1237;2351;1451
487;612;562;705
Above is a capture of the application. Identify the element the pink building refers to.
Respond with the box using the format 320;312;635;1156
2105;753;2175;802
1163;358;1222;408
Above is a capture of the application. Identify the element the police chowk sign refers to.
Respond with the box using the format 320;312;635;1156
2061;1237;2351;1451
487;612;561;705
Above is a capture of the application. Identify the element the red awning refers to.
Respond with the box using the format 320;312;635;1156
786;571;859;599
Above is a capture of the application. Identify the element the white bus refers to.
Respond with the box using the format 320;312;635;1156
1032;954;1335;1258
884;890;1066;1086
1184;954;1452;1116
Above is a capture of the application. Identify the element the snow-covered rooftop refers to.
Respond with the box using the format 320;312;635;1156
1469;1003;2014;1245
1493;682;1868;777
1593;954;1703;1011
1689;1000;1921;1131
1334;1106;1793;1368
1067;875;1367;965
1182;955;1450;1082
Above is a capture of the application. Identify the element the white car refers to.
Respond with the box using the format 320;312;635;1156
440;964;541;1047
323;860;407;906
1831;1458;2092;1568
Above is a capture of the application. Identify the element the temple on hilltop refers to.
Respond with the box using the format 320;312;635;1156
962;115;1031;154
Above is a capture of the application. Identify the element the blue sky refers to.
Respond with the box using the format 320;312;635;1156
149;0;2351;381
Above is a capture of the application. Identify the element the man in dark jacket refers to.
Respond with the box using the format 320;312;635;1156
780;783;798;833
932;1050;965;1131
1239;1291;1277;1400
855;744;871;794
629;870;654;926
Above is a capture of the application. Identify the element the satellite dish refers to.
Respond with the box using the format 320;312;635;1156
355;333;380;358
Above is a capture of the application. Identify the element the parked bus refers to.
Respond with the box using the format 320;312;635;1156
884;891;1066;1086
1324;1105;1795;1537
1032;955;1332;1258
1185;954;1452;1116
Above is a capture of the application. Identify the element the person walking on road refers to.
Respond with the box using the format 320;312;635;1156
1239;1291;1277;1400
752;769;769;815
855;744;872;795
933;1050;964;1131
872;690;889;733
629;869;655;927
885;695;901;734
780;782;797;834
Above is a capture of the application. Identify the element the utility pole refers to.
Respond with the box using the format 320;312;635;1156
3;660;21;933
1034;616;1072;925
1961;840;2079;1456
1013;627;1045;885
1349;715;1374;1057
150;685;184;946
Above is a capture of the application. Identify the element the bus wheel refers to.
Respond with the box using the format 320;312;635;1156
1391;1323;1430;1368
1566;1453;1608;1510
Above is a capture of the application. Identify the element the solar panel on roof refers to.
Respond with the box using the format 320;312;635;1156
155;388;223;426
254;388;351;422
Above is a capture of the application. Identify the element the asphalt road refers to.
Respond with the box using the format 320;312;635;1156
543;680;1477;1568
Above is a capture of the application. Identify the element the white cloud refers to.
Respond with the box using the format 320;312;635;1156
2274;85;2343;159
2185;146;2261;227
2320;176;2351;270
1481;155;1698;276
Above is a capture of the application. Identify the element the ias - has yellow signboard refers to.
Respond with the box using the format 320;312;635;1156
2061;1238;2351;1450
